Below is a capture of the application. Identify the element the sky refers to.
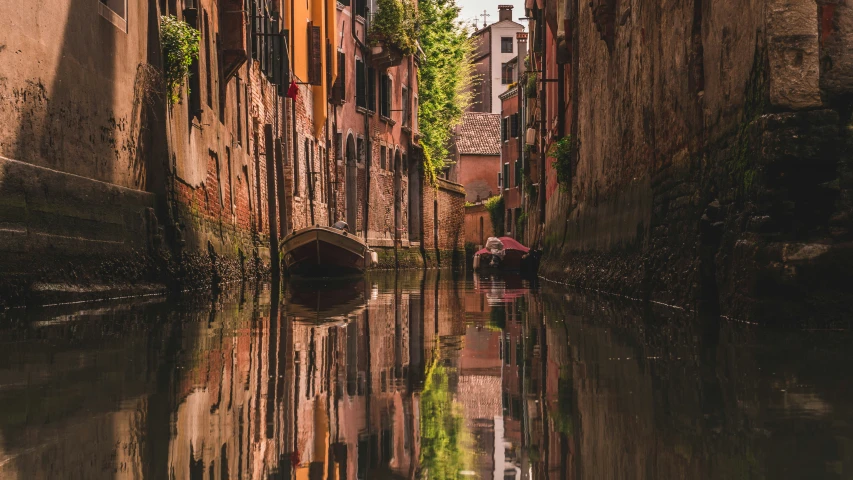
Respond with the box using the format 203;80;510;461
456;0;527;31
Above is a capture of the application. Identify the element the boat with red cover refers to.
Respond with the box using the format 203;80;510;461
473;236;539;273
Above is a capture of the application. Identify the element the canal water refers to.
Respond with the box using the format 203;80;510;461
0;271;851;479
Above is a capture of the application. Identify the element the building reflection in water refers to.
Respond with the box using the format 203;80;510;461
0;272;851;479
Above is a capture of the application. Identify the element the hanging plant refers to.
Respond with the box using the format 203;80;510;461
160;15;200;106
368;0;419;56
549;135;575;192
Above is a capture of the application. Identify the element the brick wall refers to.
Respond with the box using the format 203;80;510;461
423;178;466;257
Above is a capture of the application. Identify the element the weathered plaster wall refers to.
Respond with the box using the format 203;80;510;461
0;0;163;190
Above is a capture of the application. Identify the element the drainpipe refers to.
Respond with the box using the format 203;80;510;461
538;17;547;237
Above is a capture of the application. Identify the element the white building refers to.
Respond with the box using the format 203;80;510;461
468;5;525;114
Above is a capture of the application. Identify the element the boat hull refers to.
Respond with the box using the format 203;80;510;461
281;227;373;275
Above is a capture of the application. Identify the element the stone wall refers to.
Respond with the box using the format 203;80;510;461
537;0;853;326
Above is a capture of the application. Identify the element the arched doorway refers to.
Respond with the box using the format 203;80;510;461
394;149;403;243
345;135;357;229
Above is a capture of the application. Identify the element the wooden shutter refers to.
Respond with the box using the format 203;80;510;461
271;18;281;85
501;117;508;141
326;42;333;89
309;24;322;85
277;32;291;96
515;160;521;186
367;67;376;111
332;51;346;104
356;59;366;108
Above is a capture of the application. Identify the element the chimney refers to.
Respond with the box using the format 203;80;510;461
516;32;528;77
498;5;513;22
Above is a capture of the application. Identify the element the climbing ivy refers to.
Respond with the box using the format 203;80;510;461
484;195;505;236
417;0;475;183
549;135;575;192
368;0;420;56
160;15;200;106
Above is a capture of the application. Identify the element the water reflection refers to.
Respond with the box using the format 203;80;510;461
0;272;851;479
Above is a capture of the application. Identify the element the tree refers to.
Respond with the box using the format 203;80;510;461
417;0;475;183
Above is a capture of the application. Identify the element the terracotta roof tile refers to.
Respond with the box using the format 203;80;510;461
456;112;501;156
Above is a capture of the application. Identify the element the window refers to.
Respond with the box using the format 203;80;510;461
501;117;508;142
501;37;513;53
294;138;301;195
501;62;514;84
510;113;519;138
413;96;418;132
379;74;392;118
514;160;521;187
401;86;410;126
368;67;377;111
357;137;364;163
355;0;366;18
381;146;387;170
204;10;213;108
308;139;314;199
333;51;346;104
498;172;502;189
503;163;510;190
99;0;127;31
356;58;366;109
236;76;243;145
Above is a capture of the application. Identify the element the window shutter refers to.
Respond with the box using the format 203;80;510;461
503;163;510;189
515;160;521;186
501;117;508;141
271;19;281;85
510;114;518;138
368;67;376;111
277;32;291;96
498;172;502;188
333;51;346;104
356;59;366;108
402;87;409;126
326;41;333;88
309;24;322;85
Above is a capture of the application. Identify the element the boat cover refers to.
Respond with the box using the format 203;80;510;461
475;237;531;257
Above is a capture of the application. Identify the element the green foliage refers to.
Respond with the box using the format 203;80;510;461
160;15;200;106
525;72;538;99
483;195;505;236
418;0;475;183
549;135;575;192
368;0;419;56
516;210;528;238
420;359;469;479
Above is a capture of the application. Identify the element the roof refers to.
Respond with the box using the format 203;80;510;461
471;19;525;36
456;112;501;156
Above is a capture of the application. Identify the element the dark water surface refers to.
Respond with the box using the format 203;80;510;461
0;272;851;479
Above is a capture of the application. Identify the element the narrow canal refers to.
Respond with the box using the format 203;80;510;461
0;272;851;479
